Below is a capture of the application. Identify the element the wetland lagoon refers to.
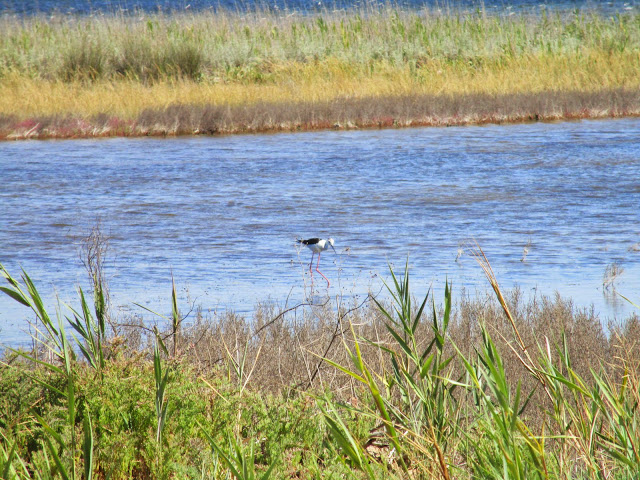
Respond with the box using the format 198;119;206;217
2;117;640;479
1;118;640;345
2;1;640;478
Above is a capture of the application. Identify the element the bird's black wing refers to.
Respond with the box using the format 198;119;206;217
298;238;320;245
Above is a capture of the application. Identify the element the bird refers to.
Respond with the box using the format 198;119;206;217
297;237;336;286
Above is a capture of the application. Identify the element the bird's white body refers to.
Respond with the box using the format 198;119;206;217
303;238;334;254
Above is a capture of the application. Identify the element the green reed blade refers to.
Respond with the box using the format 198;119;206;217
83;413;94;480
1;440;17;480
0;286;30;307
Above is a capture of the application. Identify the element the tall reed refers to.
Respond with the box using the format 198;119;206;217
319;261;460;477
1;9;638;82
320;252;640;478
0;263;95;480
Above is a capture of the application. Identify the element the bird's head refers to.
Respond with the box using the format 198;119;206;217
327;238;336;253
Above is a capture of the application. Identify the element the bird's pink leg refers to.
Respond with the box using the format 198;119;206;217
316;252;330;287
309;253;315;279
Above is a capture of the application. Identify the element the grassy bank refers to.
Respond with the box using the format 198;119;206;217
2;248;640;478
1;9;640;139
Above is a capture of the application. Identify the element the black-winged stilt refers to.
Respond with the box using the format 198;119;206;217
297;237;336;286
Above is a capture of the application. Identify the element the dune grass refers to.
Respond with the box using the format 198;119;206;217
0;8;639;137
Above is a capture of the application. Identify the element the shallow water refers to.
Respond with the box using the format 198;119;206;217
1;118;640;345
1;0;639;16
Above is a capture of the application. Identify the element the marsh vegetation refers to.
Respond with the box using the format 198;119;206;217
1;8;640;138
1;244;640;478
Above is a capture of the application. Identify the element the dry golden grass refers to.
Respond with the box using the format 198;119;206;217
2;51;639;121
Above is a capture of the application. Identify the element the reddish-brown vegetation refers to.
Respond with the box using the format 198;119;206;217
2;88;639;141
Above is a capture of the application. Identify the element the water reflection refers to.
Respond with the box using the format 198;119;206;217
602;288;629;317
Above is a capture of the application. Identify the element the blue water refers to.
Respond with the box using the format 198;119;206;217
1;0;638;16
1;118;640;346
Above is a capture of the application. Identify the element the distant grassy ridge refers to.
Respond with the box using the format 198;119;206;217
1;8;640;138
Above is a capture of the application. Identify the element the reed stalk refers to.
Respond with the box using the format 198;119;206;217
0;263;95;480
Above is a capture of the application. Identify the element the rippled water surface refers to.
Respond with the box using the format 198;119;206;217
1;0;639;15
1;118;640;345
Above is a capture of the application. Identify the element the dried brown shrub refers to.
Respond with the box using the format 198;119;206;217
103;283;640;419
132;88;640;135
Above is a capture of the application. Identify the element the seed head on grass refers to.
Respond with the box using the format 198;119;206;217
467;242;556;402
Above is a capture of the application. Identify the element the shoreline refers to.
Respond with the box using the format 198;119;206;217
2;88;640;141
1;9;639;141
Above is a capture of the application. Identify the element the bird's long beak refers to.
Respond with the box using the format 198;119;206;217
330;244;337;254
